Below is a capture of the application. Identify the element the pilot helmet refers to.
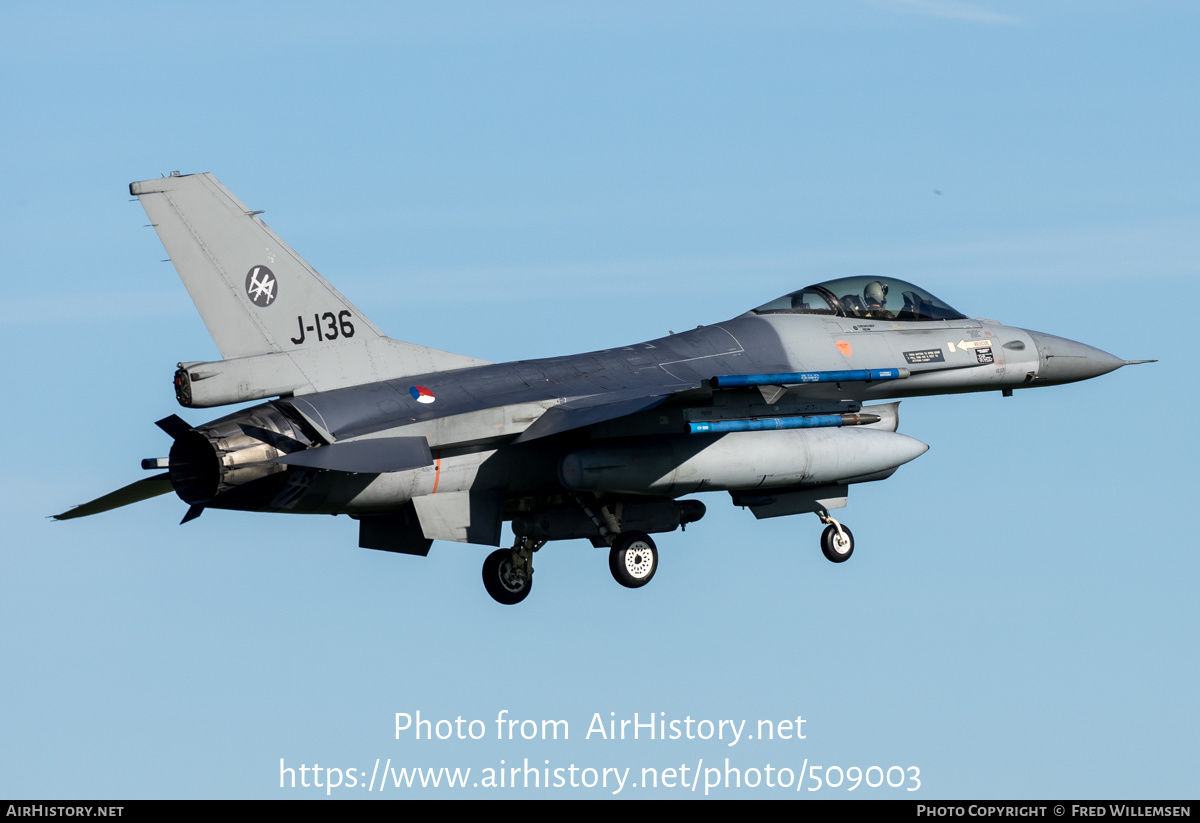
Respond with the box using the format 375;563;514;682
864;280;888;306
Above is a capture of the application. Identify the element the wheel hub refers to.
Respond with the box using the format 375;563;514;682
498;559;527;593
624;544;653;578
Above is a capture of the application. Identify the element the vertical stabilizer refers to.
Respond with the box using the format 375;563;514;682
131;173;490;399
131;172;383;359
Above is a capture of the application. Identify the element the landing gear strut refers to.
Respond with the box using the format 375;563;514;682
571;494;661;591
482;536;544;605
817;511;854;563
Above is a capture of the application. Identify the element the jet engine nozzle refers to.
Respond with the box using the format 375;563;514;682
167;403;310;507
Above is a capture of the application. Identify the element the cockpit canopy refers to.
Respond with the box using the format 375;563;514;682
754;276;967;322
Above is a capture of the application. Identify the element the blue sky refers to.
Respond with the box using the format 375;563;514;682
2;1;1196;799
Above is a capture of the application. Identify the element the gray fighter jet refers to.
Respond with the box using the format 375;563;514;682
55;172;1153;604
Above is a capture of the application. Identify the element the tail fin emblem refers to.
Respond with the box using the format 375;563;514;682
245;265;278;307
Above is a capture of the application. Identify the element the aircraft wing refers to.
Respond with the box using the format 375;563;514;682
512;392;676;443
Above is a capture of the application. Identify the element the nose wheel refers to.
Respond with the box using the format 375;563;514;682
818;513;854;563
609;531;658;588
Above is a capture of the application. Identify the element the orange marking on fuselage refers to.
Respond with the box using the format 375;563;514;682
431;450;442;494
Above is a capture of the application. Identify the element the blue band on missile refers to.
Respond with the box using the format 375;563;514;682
688;414;850;434
709;369;905;388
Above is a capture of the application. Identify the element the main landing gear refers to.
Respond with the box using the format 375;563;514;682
483;495;687;603
481;530;662;604
817;511;854;563
573;494;661;591
482;537;544;605
609;531;658;588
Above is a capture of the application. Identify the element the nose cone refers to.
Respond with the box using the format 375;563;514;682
1024;329;1127;386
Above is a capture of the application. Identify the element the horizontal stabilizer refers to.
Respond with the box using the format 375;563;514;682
53;473;173;520
269;437;433;473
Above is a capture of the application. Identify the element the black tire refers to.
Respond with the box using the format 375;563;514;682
820;523;854;563
482;549;532;605
609;532;658;588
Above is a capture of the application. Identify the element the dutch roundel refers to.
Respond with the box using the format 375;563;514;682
409;385;436;404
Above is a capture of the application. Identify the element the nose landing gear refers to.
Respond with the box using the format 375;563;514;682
817;511;854;563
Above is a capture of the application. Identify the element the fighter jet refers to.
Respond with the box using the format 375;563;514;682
55;172;1153;604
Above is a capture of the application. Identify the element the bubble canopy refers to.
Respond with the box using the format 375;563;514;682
753;276;968;322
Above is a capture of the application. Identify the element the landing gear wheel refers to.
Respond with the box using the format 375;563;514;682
820;524;854;563
609;532;658;588
482;549;532;605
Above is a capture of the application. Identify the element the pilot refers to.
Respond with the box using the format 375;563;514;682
863;281;894;319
